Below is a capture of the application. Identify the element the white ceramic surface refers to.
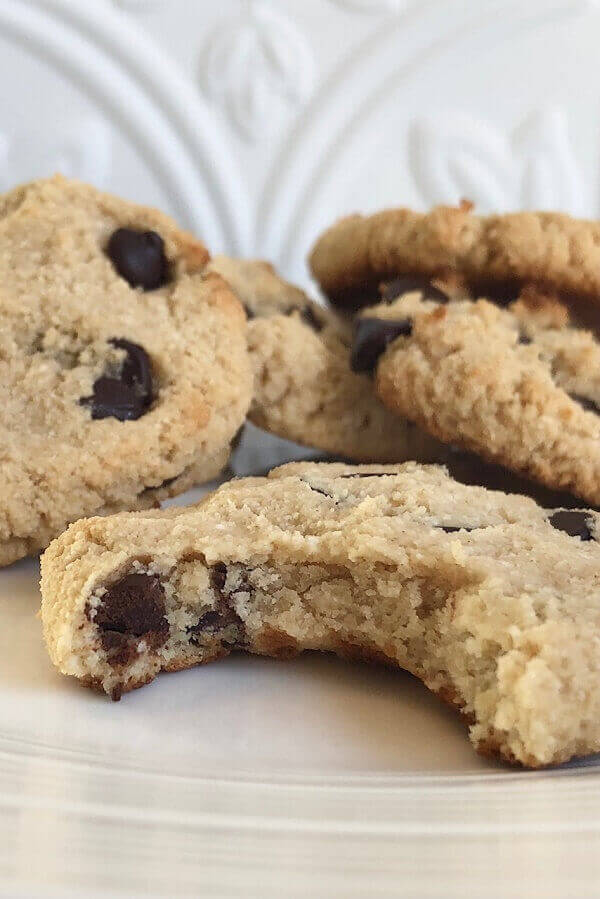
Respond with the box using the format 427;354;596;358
3;0;600;895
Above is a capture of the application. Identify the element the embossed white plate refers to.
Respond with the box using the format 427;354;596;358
3;0;600;894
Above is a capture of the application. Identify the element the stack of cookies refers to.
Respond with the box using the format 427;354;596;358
7;175;600;768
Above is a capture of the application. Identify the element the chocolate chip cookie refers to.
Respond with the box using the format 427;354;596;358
309;202;600;326
207;255;445;463
41;461;600;767
0;175;251;565
358;287;600;507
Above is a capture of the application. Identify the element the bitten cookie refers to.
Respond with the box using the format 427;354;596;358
309;202;600;324
355;288;600;507
0;175;251;565
41;461;600;768
207;255;445;463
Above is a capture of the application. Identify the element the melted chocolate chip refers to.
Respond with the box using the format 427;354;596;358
90;573;168;654
106;228;170;290
194;609;222;631
350;317;413;374
439;525;478;534
570;393;600;415
80;338;154;421
548;510;594;541
211;562;227;591
380;276;449;304
188;563;246;648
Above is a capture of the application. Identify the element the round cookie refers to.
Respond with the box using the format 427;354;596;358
0;175;251;565
41;461;600;767
207;255;446;463
309;202;600;323
356;287;600;507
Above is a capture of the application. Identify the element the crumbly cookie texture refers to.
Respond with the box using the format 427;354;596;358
309;202;600;316
207;255;445;463
41;461;600;768
0;175;251;565
362;289;600;507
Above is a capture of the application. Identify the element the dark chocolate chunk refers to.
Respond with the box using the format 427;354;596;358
380;276;449;304
106;228;170;290
210;562;228;591
570;393;600;415
80;338;154;421
350;317;412;374
188;563;246;648
114;338;153;397
548;510;594;541
90;573;168;654
81;376;144;421
194;609;222;631
439;525;478;533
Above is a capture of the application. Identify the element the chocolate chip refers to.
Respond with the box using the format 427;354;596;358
211;562;227;591
570;393;600;415
80;338;154;421
350;317;413;374
380;276;449;304
439;525;478;533
90;573;168;654
548;510;594;541
188;563;246;648
518;333;532;346
106;228;170;290
194;610;222;631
